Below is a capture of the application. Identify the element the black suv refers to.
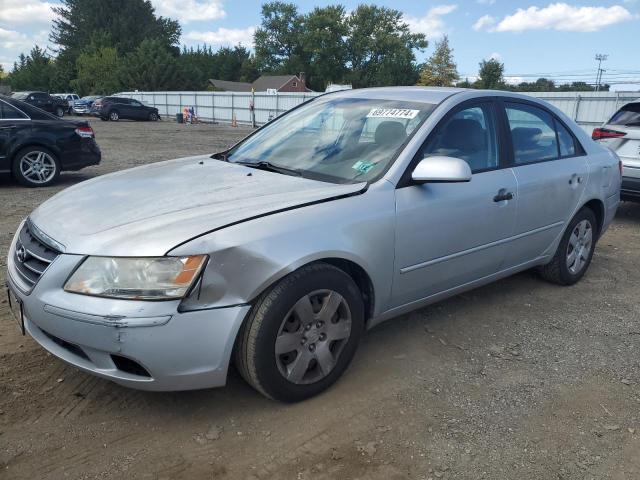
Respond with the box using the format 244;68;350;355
11;91;68;118
92;97;159;122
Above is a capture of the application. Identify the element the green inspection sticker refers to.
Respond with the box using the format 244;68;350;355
352;161;375;173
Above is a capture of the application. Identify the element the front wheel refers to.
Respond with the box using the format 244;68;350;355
109;110;119;121
148;112;159;121
538;207;597;285
235;263;364;402
12;147;60;187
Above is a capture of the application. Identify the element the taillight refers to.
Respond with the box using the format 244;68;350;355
592;127;626;140
75;126;94;138
619;159;623;176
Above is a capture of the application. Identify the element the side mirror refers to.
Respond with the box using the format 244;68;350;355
411;156;472;184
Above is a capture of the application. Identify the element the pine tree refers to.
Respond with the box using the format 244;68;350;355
417;35;458;87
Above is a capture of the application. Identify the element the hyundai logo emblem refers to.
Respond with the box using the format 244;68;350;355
16;246;27;263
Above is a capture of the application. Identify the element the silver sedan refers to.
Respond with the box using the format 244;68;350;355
6;87;621;402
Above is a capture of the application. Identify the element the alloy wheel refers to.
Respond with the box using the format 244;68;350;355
110;111;119;121
275;290;352;385
566;219;593;275
19;151;57;185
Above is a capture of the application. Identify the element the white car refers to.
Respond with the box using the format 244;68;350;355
592;99;640;201
53;93;80;114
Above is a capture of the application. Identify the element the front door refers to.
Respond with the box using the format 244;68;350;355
392;100;517;307
0;101;29;172
500;101;589;266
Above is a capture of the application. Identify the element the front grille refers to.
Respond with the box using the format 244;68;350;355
11;221;60;292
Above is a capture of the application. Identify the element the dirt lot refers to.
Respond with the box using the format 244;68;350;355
1;117;639;480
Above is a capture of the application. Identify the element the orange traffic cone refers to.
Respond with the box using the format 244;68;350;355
231;114;238;127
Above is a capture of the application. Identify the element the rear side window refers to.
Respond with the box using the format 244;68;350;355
505;103;558;164
609;103;640;127
0;101;29;120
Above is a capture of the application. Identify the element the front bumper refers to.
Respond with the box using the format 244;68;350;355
7;249;249;391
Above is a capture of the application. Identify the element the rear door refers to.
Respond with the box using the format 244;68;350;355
0;100;30;172
500;100;589;266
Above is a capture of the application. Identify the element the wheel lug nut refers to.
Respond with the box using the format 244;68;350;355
305;324;312;331
309;344;315;352
301;337;307;345
316;321;323;328
319;333;326;341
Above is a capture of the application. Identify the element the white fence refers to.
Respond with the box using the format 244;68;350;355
117;90;640;132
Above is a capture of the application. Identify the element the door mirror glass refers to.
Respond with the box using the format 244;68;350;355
411;156;472;183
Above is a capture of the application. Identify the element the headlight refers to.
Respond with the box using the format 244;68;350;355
64;256;208;300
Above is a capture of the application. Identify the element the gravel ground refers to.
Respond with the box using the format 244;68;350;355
0;117;639;480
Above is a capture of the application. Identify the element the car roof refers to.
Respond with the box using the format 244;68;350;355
326;86;466;104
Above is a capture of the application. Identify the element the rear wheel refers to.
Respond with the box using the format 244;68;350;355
12;147;60;187
235;263;364;402
109;110;119;121
55;106;64;117
538;207;597;285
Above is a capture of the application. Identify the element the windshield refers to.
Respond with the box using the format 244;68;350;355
226;96;435;183
11;92;28;100
609;103;640;127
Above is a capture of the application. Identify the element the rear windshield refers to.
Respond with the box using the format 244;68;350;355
609;103;640;127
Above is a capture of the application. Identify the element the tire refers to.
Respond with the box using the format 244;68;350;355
538;207;597;285
148;112;159;121
12;146;61;187
55;106;64;117
235;262;365;402
109;110;119;121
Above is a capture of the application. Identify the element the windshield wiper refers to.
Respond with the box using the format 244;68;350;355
234;160;303;177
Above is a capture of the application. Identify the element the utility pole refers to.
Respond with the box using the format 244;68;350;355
594;54;608;92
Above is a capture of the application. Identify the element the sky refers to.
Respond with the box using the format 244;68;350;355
1;0;639;90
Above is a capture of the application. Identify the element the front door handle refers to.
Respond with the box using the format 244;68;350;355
493;189;514;202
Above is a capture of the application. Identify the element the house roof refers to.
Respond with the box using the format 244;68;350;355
209;79;253;92
208;74;312;92
252;75;299;91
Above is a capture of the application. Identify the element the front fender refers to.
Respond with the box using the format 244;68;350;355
171;182;397;316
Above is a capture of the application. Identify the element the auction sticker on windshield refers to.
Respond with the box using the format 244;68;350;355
367;108;419;120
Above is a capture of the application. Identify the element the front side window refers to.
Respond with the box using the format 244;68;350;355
227;97;435;183
419;103;499;172
506;103;558;164
0;101;29;120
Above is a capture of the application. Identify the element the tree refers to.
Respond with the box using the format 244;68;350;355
6;46;55;91
346;5;427;88
476;58;505;89
254;2;305;73
120;39;181;91
416;35;458;87
301;6;348;90
71;45;122;95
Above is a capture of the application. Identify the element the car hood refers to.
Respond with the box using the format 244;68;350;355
30;155;366;256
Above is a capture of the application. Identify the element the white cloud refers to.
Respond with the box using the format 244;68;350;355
487;52;502;61
151;0;226;23
477;3;635;33
404;4;458;39
505;76;524;85
0;28;51;72
476;0;496;5
0;0;55;24
183;27;256;48
473;14;496;31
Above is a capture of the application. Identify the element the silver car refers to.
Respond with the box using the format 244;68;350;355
6;88;621;402
592;98;640;201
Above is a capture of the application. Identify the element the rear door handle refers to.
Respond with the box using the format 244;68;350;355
493;189;514;202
